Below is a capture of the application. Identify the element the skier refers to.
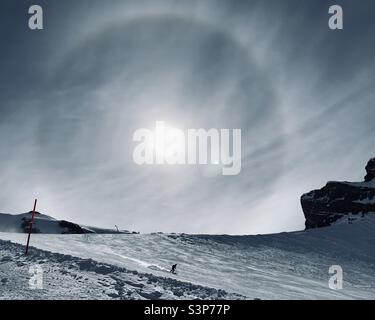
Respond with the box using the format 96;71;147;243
170;264;177;274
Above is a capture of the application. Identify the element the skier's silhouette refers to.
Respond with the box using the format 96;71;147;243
170;264;177;274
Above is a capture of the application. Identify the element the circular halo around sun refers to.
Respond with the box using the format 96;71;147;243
45;11;284;190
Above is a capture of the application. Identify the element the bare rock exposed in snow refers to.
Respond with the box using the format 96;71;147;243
301;158;375;229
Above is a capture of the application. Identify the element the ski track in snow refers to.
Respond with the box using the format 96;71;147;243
1;215;375;299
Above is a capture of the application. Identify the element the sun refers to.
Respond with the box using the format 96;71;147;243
149;121;186;163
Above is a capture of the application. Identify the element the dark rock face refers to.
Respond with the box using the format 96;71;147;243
58;220;94;234
365;158;375;182
301;159;375;229
21;217;41;234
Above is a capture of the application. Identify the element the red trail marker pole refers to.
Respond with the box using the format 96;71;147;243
25;199;37;255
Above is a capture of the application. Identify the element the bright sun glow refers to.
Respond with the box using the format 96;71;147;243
147;121;185;161
133;121;242;175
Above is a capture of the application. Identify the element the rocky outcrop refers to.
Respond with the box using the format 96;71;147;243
58;220;94;234
365;158;375;182
301;158;375;229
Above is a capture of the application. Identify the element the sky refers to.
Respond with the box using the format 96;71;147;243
0;0;375;234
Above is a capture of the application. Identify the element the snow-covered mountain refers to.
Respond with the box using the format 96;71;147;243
0;214;374;299
0;212;132;234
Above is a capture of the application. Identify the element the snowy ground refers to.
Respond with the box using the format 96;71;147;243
1;215;375;300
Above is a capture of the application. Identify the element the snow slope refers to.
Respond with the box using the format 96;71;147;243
1;215;375;299
0;240;240;300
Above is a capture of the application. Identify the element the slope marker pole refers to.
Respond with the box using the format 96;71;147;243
25;199;38;255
